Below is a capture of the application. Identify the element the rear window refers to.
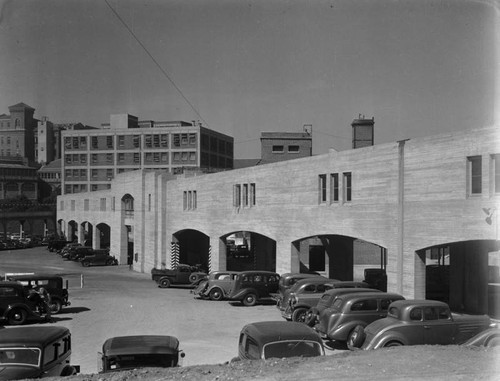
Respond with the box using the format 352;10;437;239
350;299;378;311
263;341;322;359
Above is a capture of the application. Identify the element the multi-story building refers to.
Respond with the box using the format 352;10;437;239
260;131;312;164
61;114;234;194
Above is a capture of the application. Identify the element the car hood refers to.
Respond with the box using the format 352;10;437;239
0;365;40;381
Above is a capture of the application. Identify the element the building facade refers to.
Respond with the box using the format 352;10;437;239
0;103;37;164
57;125;500;317
61;114;234;194
260;131;312;164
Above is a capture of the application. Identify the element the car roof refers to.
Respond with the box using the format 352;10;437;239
102;335;180;356
0;281;23;287
389;299;449;309
241;321;322;344
322;287;378;296
0;326;70;346
336;291;404;301
7;274;62;280
239;271;279;276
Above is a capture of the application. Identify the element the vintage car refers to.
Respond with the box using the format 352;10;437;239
0;281;51;325
47;239;72;252
192;271;240;300
236;321;324;360
98;335;185;373
464;327;500;347
0;326;79;380
227;271;280;306
276;272;323;298
362;268;387;292
6;274;71;314
315;291;405;348
281;280;371;322
64;246;95;261
354;300;495;350
80;251;118;267
151;264;207;288
304;287;380;327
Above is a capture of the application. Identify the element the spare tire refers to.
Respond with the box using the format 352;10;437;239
304;308;318;327
347;325;366;350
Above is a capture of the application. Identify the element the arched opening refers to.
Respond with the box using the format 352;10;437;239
96;223;111;250
171;230;209;272
121;194;134;216
68;220;78;242
222;231;276;272
292;235;386;289
81;221;93;246
418;239;499;318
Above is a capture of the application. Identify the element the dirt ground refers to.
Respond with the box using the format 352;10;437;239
2;248;499;380
43;346;500;381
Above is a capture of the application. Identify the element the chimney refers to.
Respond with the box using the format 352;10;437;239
352;116;374;149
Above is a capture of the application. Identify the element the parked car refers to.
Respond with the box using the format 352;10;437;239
0;326;79;380
0;281;51;325
315;291;405;348
464;327;500;347
227;271;280;306
362;268;387;291
64;246;94;261
276;272;323;299
192;271;240;301
281;279;371;322
47;240;72;253
151;264;207;288
304;287;380;327
98;335;184;373
6;274;71;314
353;300;495;350
80;251;118;267
236;321;324;360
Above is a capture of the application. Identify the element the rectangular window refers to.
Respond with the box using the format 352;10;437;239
91;136;98;149
80;169;87;178
80;154;87;164
91;154;97;164
319;174;327;203
161;152;168;163
173;134;180;147
118;135;125;147
80;136;87;148
250;183;256;206
331;173;339;202
106;153;113;163
133;135;140;148
100;198;106;211
343;172;352;202
65;169;71;178
106;169;113;180
243;184;249;207
160;134;168;147
188;191;192;209
234;184;241;207
71;200;75;211
65;155;72;164
468;156;482;195
145;135;152;148
153;153;160;162
153;135;160;147
118;153;125;162
72;137;79;149
133;153;140;163
272;145;284;153
148;194;151;211
106;135;113;148
64;137;71;149
91;169;98;178
84;199;89;211
111;197;115;211
189;133;197;145
181;134;188;145
193;190;197;209
493;154;500;194
288;145;300;153
183;191;187;210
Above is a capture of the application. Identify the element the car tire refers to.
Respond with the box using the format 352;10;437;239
159;278;171;288
242;293;257;307
384;341;403;347
189;274;200;283
82;261;90;267
209;287;224;301
50;299;62;314
7;308;27;325
486;335;500;348
347;325;366;350
304;308;318;327
292;308;308;323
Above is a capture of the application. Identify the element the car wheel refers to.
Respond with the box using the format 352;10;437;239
486;335;500;348
50;299;62;314
7;308;27;325
159;278;171;288
292;308;308;323
82;261;90;267
106;259;114;266
304;308;318;327
189;274;200;283
347;325;366;350
209;288;224;301
384;341;403;347
242;293;257;306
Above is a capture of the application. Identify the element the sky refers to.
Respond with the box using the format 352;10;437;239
0;0;498;159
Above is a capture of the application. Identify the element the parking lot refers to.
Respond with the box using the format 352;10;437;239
0;247;284;374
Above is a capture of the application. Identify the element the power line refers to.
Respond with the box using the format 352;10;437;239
104;0;209;127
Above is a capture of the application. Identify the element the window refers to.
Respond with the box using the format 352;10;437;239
173;134;180;147
84;199;89;211
288;145;300;153
80;136;87;148
91;154;98;164
153;153;160;162
468;156;482;195
183;191;188;210
272;145;284;153
350;299;377;311
91;136;98;149
80;154;87;164
319;174;327;203
72;137;79;149
160;134;168;147
193;190;197;209
91;169;98;178
133;135;140;148
189;133;197;145
118;135;125;147
100;198;106;211
145;135;152;148
243;184;249;207
65;155;72;164
133;153;140;163
250;183;256;206
106;135;113;148
106;169;113;180
153;135;160;147
331;173;339;202
492;154;500;194
106;153;113;163
118;153;125;162
343;172;352;202
234;184;241;207
161;152;168;163
410;308;423;321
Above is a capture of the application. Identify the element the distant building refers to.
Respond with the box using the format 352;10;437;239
0;161;39;200
61;114;234;194
0;103;37;165
38;159;62;196
352;116;375;149
260;131;312;164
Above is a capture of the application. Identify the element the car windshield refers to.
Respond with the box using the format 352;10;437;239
0;347;41;366
263;340;322;359
106;354;177;371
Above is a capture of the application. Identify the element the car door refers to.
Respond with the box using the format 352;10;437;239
177;266;191;283
422;306;455;345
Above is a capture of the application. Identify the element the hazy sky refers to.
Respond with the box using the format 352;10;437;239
0;0;498;158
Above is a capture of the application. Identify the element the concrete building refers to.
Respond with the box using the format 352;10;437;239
260;131;312;164
0;103;37;164
57;124;500;318
61;114;234;194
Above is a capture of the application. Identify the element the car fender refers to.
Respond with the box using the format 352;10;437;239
4;303;34;317
206;285;226;297
329;320;370;341
157;275;174;284
369;330;410;349
293;302;316;310
230;287;260;300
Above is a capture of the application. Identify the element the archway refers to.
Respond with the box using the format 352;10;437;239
81;221;93;246
96;223;111;249
172;230;209;271
222;231;276;272
68;220;78;242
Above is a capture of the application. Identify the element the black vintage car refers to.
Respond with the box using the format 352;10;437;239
227;271;280;306
151;264;207;288
80;251;118;267
0;281;51;325
99;335;184;373
6;274;71;314
0;326;79;380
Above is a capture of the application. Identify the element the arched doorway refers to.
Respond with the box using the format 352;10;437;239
172;230;209;271
222;231;276;272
